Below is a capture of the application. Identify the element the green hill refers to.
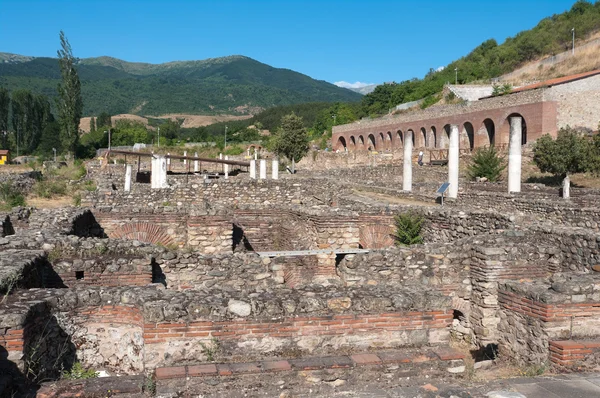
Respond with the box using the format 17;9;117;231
0;54;362;116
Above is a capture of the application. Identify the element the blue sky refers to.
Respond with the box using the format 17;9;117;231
0;0;579;87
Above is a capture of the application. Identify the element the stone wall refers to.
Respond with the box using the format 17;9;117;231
0;285;453;373
83;178;316;209
544;73;600;131
498;275;600;364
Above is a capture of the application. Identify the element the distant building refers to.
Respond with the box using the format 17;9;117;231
0;149;10;165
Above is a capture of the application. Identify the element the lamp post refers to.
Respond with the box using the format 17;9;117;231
454;68;458;85
52;148;56;162
572;27;575;55
157;127;160;148
224;126;228;150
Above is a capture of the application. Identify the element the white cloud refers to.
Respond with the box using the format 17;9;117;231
334;81;375;89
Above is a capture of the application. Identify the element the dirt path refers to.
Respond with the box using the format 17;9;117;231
352;189;436;207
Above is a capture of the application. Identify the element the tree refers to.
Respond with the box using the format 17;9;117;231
96;112;111;129
0;88;9;149
56;30;83;154
11;89;34;155
533;128;591;198
28;94;52;153
89;117;96;133
467;146;507;181
111;120;150;146
271;113;309;163
158;119;180;139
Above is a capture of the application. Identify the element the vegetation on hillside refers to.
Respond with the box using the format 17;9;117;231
0;55;361;116
360;0;600;115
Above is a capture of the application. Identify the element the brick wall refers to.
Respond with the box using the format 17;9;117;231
143;310;453;368
332;89;557;152
498;286;600;364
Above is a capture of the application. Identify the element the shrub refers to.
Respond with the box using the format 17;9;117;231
34;180;67;198
224;145;244;156
393;212;424;246
62;362;98;380
467;146;507;182
0;183;26;209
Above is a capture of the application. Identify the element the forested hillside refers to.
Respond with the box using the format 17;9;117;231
0;54;361;116
361;0;600;116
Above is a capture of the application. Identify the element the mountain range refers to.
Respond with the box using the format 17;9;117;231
0;53;362;116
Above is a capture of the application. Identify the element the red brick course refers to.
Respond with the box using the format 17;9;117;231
143;311;453;345
498;291;600;322
549;340;600;366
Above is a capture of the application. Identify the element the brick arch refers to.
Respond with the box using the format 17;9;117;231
475;118;495;148
111;222;175;247
451;297;471;318
497;111;528;146
461;122;475;151
359;225;395;249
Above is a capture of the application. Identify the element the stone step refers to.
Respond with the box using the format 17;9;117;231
37;375;144;398
154;347;466;381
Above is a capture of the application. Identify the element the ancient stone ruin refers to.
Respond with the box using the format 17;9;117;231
1;145;600;397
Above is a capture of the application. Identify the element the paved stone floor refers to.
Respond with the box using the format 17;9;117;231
155;370;600;397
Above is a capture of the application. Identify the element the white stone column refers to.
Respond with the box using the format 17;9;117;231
402;130;413;191
151;156;168;188
194;152;199;172
167;153;171;165
254;151;258;160
250;159;256;179
259;159;267;179
272;159;279;180
183;151;187;165
224;155;229;179
124;164;132;192
563;175;570;199
508;116;522;194
219;153;223;159
448;124;459;199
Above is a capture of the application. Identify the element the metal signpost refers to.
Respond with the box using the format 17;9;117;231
437;182;451;206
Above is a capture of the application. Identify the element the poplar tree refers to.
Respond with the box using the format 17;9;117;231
0;88;9;149
89;117;96;132
56;30;83;154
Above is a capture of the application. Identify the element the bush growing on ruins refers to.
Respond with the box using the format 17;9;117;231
392;212;424;246
0;182;26;209
62;362;98;380
271;112;309;163
467;146;506;182
34;179;67;199
533;128;592;182
491;83;512;97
